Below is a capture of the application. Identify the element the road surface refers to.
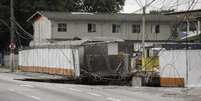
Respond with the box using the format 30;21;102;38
0;72;199;101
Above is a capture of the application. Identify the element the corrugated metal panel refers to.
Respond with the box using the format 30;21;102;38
19;48;80;78
159;50;201;87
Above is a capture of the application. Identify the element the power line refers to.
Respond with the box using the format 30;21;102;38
15;31;22;49
142;0;199;71
166;0;201;10
145;0;157;7
15;30;32;39
135;0;143;7
0;19;10;29
132;0;158;13
133;0;200;14
10;18;33;38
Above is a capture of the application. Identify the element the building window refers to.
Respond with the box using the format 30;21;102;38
88;23;96;32
132;24;140;33
151;24;160;33
112;24;121;33
57;23;67;32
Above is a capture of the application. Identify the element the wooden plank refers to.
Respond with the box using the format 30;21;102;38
160;77;184;87
18;66;75;77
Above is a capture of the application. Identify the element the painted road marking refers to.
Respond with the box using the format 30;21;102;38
69;88;82;92
19;84;35;88
8;88;40;100
87;92;102;97
29;96;41;100
106;97;122;101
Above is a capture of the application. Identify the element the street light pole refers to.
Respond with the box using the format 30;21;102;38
10;0;15;72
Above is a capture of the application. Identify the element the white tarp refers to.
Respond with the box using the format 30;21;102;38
108;43;118;55
19;48;80;77
159;50;201;87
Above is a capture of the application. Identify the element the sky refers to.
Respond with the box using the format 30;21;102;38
122;0;201;13
122;0;140;13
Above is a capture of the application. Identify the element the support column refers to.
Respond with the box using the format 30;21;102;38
10;0;15;72
198;20;201;34
187;20;190;34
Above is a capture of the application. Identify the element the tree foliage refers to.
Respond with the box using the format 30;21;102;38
0;0;125;50
81;0;125;13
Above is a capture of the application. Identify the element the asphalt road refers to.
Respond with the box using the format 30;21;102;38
0;72;196;101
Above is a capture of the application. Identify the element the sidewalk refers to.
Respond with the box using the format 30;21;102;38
0;67;11;73
0;67;68;80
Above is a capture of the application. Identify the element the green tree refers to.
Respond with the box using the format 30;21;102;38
0;0;10;50
0;0;125;50
81;0;125;13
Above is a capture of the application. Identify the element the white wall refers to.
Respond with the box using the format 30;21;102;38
19;48;80;77
33;16;51;43
159;50;201;87
49;20;171;40
3;55;18;67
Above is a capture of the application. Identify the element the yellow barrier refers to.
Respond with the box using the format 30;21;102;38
142;56;159;72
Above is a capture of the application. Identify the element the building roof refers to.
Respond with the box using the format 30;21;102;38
165;9;201;19
160;43;201;50
29;36;124;47
81;36;124;42
166;9;201;15
27;11;178;22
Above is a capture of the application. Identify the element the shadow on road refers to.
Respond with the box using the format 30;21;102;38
15;77;131;86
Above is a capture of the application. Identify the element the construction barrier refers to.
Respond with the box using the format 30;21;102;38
18;48;80;78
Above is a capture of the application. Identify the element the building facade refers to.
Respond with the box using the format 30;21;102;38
27;11;179;46
167;9;201;42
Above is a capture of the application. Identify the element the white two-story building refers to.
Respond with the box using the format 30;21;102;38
27;11;179;46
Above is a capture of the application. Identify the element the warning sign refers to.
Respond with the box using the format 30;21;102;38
9;43;16;49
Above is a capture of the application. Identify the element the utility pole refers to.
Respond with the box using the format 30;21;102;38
176;0;179;11
141;0;157;71
10;0;15;72
141;1;146;71
198;19;201;34
142;6;146;57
